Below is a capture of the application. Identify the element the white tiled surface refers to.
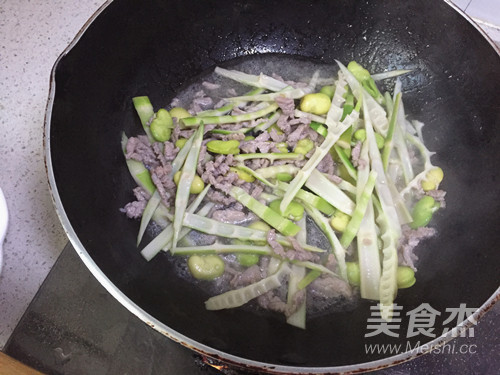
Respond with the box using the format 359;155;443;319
0;0;108;349
452;0;500;43
0;0;498;350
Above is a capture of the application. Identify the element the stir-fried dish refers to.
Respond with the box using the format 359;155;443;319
121;59;445;329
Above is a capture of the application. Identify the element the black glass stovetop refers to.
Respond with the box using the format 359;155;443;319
4;243;499;374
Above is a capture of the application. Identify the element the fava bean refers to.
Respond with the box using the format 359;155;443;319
230;167;255;183
269;199;304;221
276;142;289;153
421;167;444;191
175;138;187;149
293;139;314;155
346;262;360;286
330;210;351;232
247;221;270;245
237;253;260;267
188;255;225;280
267;124;284;135
300;92;332;115
150;108;173;142
248;221;271;232
300;93;332;115
353;129;383;148
319;85;335;99
276;173;293;182
206;139;240;155
354;129;366;142
397;266;416;288
174;171;205;194
410;196;440;229
169;107;191;120
375;133;385;149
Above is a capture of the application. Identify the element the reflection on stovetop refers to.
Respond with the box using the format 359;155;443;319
4;243;498;374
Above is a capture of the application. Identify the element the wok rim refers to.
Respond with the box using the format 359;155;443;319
43;0;500;373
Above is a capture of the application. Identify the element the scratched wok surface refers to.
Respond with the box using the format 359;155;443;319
47;0;500;370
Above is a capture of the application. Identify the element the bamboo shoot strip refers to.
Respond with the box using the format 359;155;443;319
140;186;212;260
373;196;399;321
339;170;377;249
183;212;268;243
279;91;356;215
371;69;412;81
210;128;253;135
234;153;303;163
234;164;277;189
170;134;195;177
182;212;325;253
173;243;274;256
294;110;327;125
137;190;161;246
172;124;204;248
196;103;234;117
224;88;307;102
355;142;381;300
214;67;290;91
254;165;299;179
166;202;213;255
288;216;307;329
297;269;321;290
197;88;266;117
304;204;347;281
181;103;279;127
336;61;389;137
276;181;335;216
279;132;343;215
132;96;155;143
362;95;401;240
137;131;193;246
305;169;355;215
121;133;156;195
357;200;380;300
252;111;281;132
229;186;300;236
382;92;401;171
205;263;291;310
287;264;307;329
121;133;172;227
334;145;358;181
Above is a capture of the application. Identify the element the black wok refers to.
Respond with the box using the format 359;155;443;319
45;0;500;373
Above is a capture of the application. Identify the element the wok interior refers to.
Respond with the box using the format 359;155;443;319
49;0;500;368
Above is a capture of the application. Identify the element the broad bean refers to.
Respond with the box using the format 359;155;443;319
299;93;332;115
410;196;439;229
319;85;335;99
169;107;191;120
206;139;240;155
248;221;271;232
421;167;444;191
276;173;293;182
230;167;255;183
346;262;360;286
150;109;173;142
269;199;304;221
175;138;187;149
275;142;289;153
330;210;351;232
294;139;314;155
174;171;205;194
397;266;416;288
188;255;225;280
237;253;260;267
